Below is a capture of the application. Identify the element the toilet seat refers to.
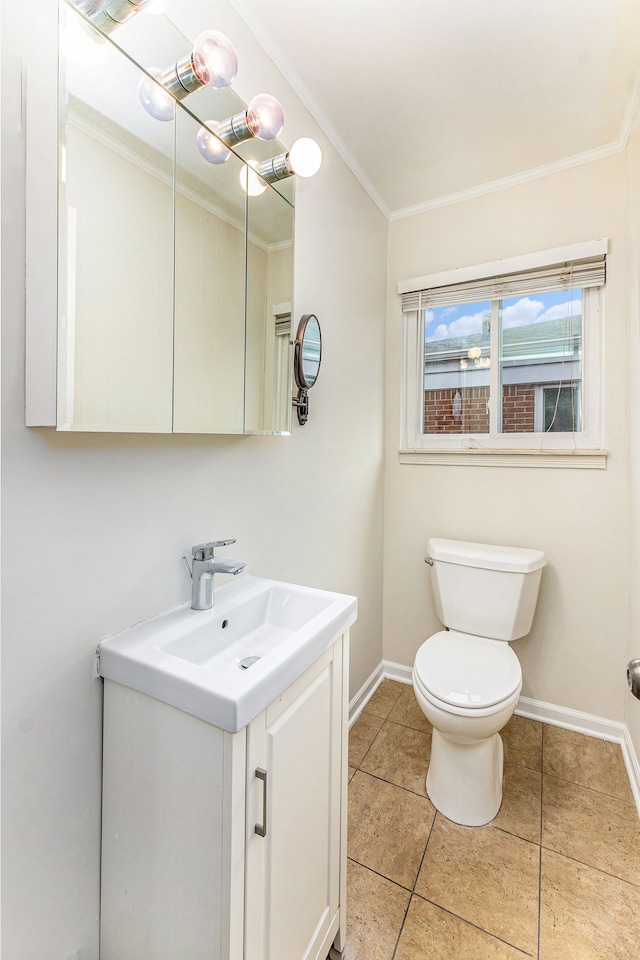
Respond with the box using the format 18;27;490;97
414;630;522;712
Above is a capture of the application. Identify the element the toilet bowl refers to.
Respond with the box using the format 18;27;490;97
412;538;546;827
413;630;522;826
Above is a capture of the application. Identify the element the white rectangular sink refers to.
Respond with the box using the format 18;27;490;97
98;575;357;732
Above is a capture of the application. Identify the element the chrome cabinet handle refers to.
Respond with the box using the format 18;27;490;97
255;767;267;837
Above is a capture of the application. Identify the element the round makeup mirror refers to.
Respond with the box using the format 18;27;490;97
292;314;322;424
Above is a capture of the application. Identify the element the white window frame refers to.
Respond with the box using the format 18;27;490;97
399;241;607;469
534;382;582;433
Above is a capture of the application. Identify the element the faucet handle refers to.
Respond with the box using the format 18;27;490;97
192;539;236;561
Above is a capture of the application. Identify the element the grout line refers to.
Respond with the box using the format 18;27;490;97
346;856;413;895
540;769;636;805
389;800;437;960
348;714;636;960
537;845;640;889
410;892;536;958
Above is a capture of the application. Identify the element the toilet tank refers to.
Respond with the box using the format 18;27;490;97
427;538;546;641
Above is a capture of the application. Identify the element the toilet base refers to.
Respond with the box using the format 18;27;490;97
426;728;504;827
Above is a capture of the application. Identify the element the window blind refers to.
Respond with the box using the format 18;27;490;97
400;254;606;312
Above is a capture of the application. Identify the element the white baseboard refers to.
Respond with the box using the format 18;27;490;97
622;726;640;816
515;695;626;742
380;660;412;685
516;694;640;815
349;661;640;817
348;662;385;726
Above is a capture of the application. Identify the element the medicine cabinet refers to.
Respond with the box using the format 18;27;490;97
26;0;295;435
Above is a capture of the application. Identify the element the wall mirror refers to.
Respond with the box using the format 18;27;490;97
54;0;295;434
292;314;322;425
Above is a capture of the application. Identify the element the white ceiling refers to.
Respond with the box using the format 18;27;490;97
231;0;640;219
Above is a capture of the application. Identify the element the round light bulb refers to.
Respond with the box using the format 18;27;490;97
191;30;238;89
196;121;231;165
246;94;284;141
288;138;322;178
239;161;267;197
138;67;175;121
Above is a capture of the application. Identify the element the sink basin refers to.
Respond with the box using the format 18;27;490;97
98;575;357;732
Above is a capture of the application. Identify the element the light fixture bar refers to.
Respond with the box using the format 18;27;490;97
139;30;238;120
257;139;323;183
216;110;255;146
74;0;149;34
160;55;204;100
257;153;292;184
216;95;285;147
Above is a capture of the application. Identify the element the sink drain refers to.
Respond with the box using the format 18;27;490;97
239;656;261;670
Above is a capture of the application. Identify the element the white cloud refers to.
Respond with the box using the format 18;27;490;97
502;297;544;328
502;295;583;328
538;299;582;323
426;310;487;342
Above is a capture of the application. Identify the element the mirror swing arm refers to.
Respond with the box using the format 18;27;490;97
292;386;309;425
291;313;322;426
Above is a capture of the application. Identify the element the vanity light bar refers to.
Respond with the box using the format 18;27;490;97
256;152;292;184
216;94;284;146
139;30;238;120
73;0;150;34
158;30;238;101
257;139;323;183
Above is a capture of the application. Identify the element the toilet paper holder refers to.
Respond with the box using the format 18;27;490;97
627;660;640;700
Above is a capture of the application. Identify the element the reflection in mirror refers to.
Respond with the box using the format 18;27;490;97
57;0;296;434
244;176;295;435
58;3;175;431
173;105;247;433
292;314;322;425
297;314;321;388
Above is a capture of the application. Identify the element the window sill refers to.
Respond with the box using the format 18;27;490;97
398;448;608;469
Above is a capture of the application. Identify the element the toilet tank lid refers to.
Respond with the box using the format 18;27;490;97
427;538;546;573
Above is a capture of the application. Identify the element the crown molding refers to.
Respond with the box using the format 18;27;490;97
388;67;640;220
224;5;640;224
226;0;391;219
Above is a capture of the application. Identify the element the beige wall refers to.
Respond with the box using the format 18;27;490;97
1;3;387;956
626;104;640;751
385;154;631;722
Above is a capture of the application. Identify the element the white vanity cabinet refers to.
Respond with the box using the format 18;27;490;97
100;634;349;960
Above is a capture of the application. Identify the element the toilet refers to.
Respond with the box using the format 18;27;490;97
412;538;546;827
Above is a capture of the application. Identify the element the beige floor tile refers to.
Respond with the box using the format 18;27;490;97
542;726;633;801
540;849;640;960
362;680;405;720
360;721;431;796
395;895;531;960
388;684;432;734
415;815;539;955
492;761;542;844
542;775;640;885
348;765;357;783
342;860;410;960
502;714;543;771
349;712;384;768
348;771;435;889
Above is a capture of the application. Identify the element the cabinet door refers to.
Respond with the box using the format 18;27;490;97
245;641;344;960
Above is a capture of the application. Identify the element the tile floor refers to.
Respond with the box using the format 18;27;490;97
340;679;640;960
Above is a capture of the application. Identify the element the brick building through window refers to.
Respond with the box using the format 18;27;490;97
423;310;582;437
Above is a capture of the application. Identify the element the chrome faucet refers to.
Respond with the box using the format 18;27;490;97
187;540;247;610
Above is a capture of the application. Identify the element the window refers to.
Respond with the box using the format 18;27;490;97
400;241;606;465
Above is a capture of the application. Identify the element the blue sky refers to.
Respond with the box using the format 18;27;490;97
425;289;583;342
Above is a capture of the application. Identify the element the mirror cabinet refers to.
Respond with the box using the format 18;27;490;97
27;0;295;435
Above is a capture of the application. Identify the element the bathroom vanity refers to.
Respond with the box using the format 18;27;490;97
98;576;355;960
